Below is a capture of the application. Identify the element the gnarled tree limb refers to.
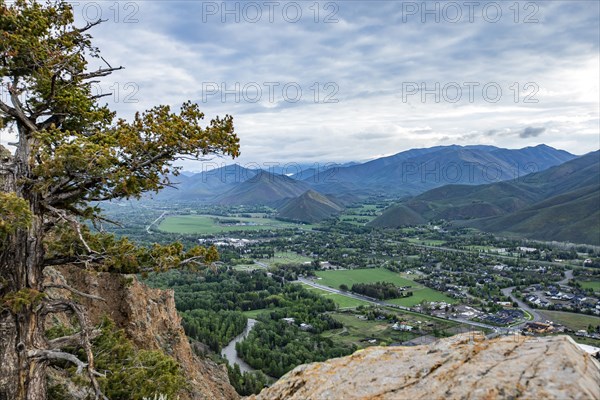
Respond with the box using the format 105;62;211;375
28;349;89;374
40;299;107;399
48;329;102;350
43;283;106;302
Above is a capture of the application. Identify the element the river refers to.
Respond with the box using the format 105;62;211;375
221;318;258;374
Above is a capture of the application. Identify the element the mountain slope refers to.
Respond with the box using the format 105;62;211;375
474;184;600;245
145;164;258;202
369;151;600;244
214;171;312;206
306;145;576;197
277;190;344;223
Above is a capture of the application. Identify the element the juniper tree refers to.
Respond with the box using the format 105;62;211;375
0;1;240;398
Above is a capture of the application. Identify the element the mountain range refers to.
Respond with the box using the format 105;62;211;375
148;144;575;203
298;144;576;197
369;151;600;245
138;144;599;240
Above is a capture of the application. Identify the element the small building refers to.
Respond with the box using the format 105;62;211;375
299;323;313;331
392;322;414;331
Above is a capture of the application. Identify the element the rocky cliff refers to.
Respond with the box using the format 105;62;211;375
248;332;600;400
44;266;600;400
44;265;239;400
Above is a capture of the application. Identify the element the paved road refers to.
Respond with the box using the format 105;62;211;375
501;286;542;327
499;270;573;328
558;269;574;286
297;277;504;335
145;211;167;234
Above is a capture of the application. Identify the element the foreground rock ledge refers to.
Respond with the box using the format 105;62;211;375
248;333;600;400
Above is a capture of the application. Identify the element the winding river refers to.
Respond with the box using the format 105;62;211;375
221;318;258;374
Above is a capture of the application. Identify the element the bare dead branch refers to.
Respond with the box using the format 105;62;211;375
28;349;89;374
91;93;112;100
40;299;107;400
78;19;106;34
77;66;124;80
179;256;209;267
0;97;18;119
43;283;106;302
8;84;38;132
100;56;113;69
48;329;102;350
44;204;97;255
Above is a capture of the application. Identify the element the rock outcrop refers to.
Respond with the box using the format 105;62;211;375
44;265;239;400
249;332;600;400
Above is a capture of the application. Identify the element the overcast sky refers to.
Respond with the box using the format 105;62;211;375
2;1;599;170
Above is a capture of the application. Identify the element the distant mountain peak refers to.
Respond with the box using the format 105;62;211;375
277;189;343;223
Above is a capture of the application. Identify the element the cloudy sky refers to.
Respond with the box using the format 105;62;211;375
2;1;599;169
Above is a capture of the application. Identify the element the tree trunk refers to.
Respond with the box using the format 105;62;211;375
0;128;49;400
0;214;48;399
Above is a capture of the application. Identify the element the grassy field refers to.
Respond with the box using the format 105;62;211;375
406;238;447;246
337;204;382;225
314;268;455;306
578;280;600;291
386;288;455;307
339;216;373;226
242;307;284;318
269;251;313;265
540;310;600;331
323;310;466;348
316;268;416;288
322;312;417;347
300;284;370;308
158;214;307;234
231;264;262;272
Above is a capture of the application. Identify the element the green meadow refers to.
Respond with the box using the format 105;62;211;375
300;284;370;308
158;214;306;234
314;268;455;306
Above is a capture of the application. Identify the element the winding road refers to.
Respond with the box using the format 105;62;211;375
500;269;574;328
558;269;574;286
500;286;541;327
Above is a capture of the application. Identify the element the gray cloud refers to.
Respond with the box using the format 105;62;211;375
520;127;547;138
4;1;596;162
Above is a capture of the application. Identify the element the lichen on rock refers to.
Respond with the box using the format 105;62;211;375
248;332;600;400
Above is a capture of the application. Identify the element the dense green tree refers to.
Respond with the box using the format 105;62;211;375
0;1;239;398
226;364;268;396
